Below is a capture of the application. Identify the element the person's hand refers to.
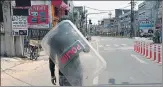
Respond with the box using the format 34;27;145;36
51;76;56;85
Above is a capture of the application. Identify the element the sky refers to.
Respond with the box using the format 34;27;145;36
73;1;143;24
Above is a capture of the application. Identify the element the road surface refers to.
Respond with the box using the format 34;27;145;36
1;36;162;86
91;36;162;86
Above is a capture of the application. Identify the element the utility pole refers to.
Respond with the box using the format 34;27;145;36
130;0;134;38
162;1;163;45
2;0;25;57
2;1;15;57
153;0;160;33
108;12;112;18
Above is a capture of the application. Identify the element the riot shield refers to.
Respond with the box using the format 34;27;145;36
41;20;106;86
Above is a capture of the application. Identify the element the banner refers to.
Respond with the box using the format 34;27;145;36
12;16;28;36
28;5;49;29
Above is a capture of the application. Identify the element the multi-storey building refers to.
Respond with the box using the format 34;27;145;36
119;11;138;36
138;0;158;34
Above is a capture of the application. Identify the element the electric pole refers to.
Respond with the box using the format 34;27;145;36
2;1;15;57
108;12;112;18
162;1;163;45
130;0;135;38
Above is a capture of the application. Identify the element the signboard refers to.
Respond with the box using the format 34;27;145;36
28;5;49;29
12;16;28;36
139;18;153;33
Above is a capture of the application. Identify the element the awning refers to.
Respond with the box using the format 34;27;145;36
51;0;69;10
51;0;62;7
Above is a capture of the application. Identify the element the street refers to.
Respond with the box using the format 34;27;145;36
91;36;162;86
1;36;162;86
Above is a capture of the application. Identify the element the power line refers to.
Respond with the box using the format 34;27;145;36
85;5;131;12
85;6;114;11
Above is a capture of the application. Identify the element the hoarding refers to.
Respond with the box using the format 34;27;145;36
12;16;28;36
139;19;153;33
28;5;49;29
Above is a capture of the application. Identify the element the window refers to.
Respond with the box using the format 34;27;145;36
13;8;29;16
15;0;31;7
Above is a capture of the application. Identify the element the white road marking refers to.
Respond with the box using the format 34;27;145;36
93;40;99;84
104;48;109;50
131;54;148;64
114;44;119;47
96;41;99;53
121;44;127;46
129;77;134;80
99;45;103;47
118;47;133;50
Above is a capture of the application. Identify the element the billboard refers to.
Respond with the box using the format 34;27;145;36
12;16;28;36
28;5;49;29
139;19;153;33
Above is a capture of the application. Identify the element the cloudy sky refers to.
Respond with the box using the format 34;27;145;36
73;1;143;24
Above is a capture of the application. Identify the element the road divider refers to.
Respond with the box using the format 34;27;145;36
134;41;162;65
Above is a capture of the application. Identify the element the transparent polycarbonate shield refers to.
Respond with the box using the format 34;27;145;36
41;20;106;86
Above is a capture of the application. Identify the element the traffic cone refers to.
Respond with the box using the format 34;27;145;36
145;43;149;57
153;45;157;61
158;45;161;63
149;44;152;59
138;42;140;53
143;42;145;55
140;42;142;54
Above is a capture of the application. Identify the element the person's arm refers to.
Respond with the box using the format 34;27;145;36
49;58;55;77
49;57;56;85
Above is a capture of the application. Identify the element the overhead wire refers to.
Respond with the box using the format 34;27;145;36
85;4;131;12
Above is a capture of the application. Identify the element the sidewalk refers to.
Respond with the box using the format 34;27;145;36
1;40;98;86
1;51;56;86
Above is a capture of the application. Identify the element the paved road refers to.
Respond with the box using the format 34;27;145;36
91;36;162;86
1;36;162;86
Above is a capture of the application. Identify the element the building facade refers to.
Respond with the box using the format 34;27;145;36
156;0;162;29
114;9;132;35
138;1;158;33
119;11;138;36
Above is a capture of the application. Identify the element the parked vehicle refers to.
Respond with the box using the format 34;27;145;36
29;45;39;60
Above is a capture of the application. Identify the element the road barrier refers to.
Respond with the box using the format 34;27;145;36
134;41;162;64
